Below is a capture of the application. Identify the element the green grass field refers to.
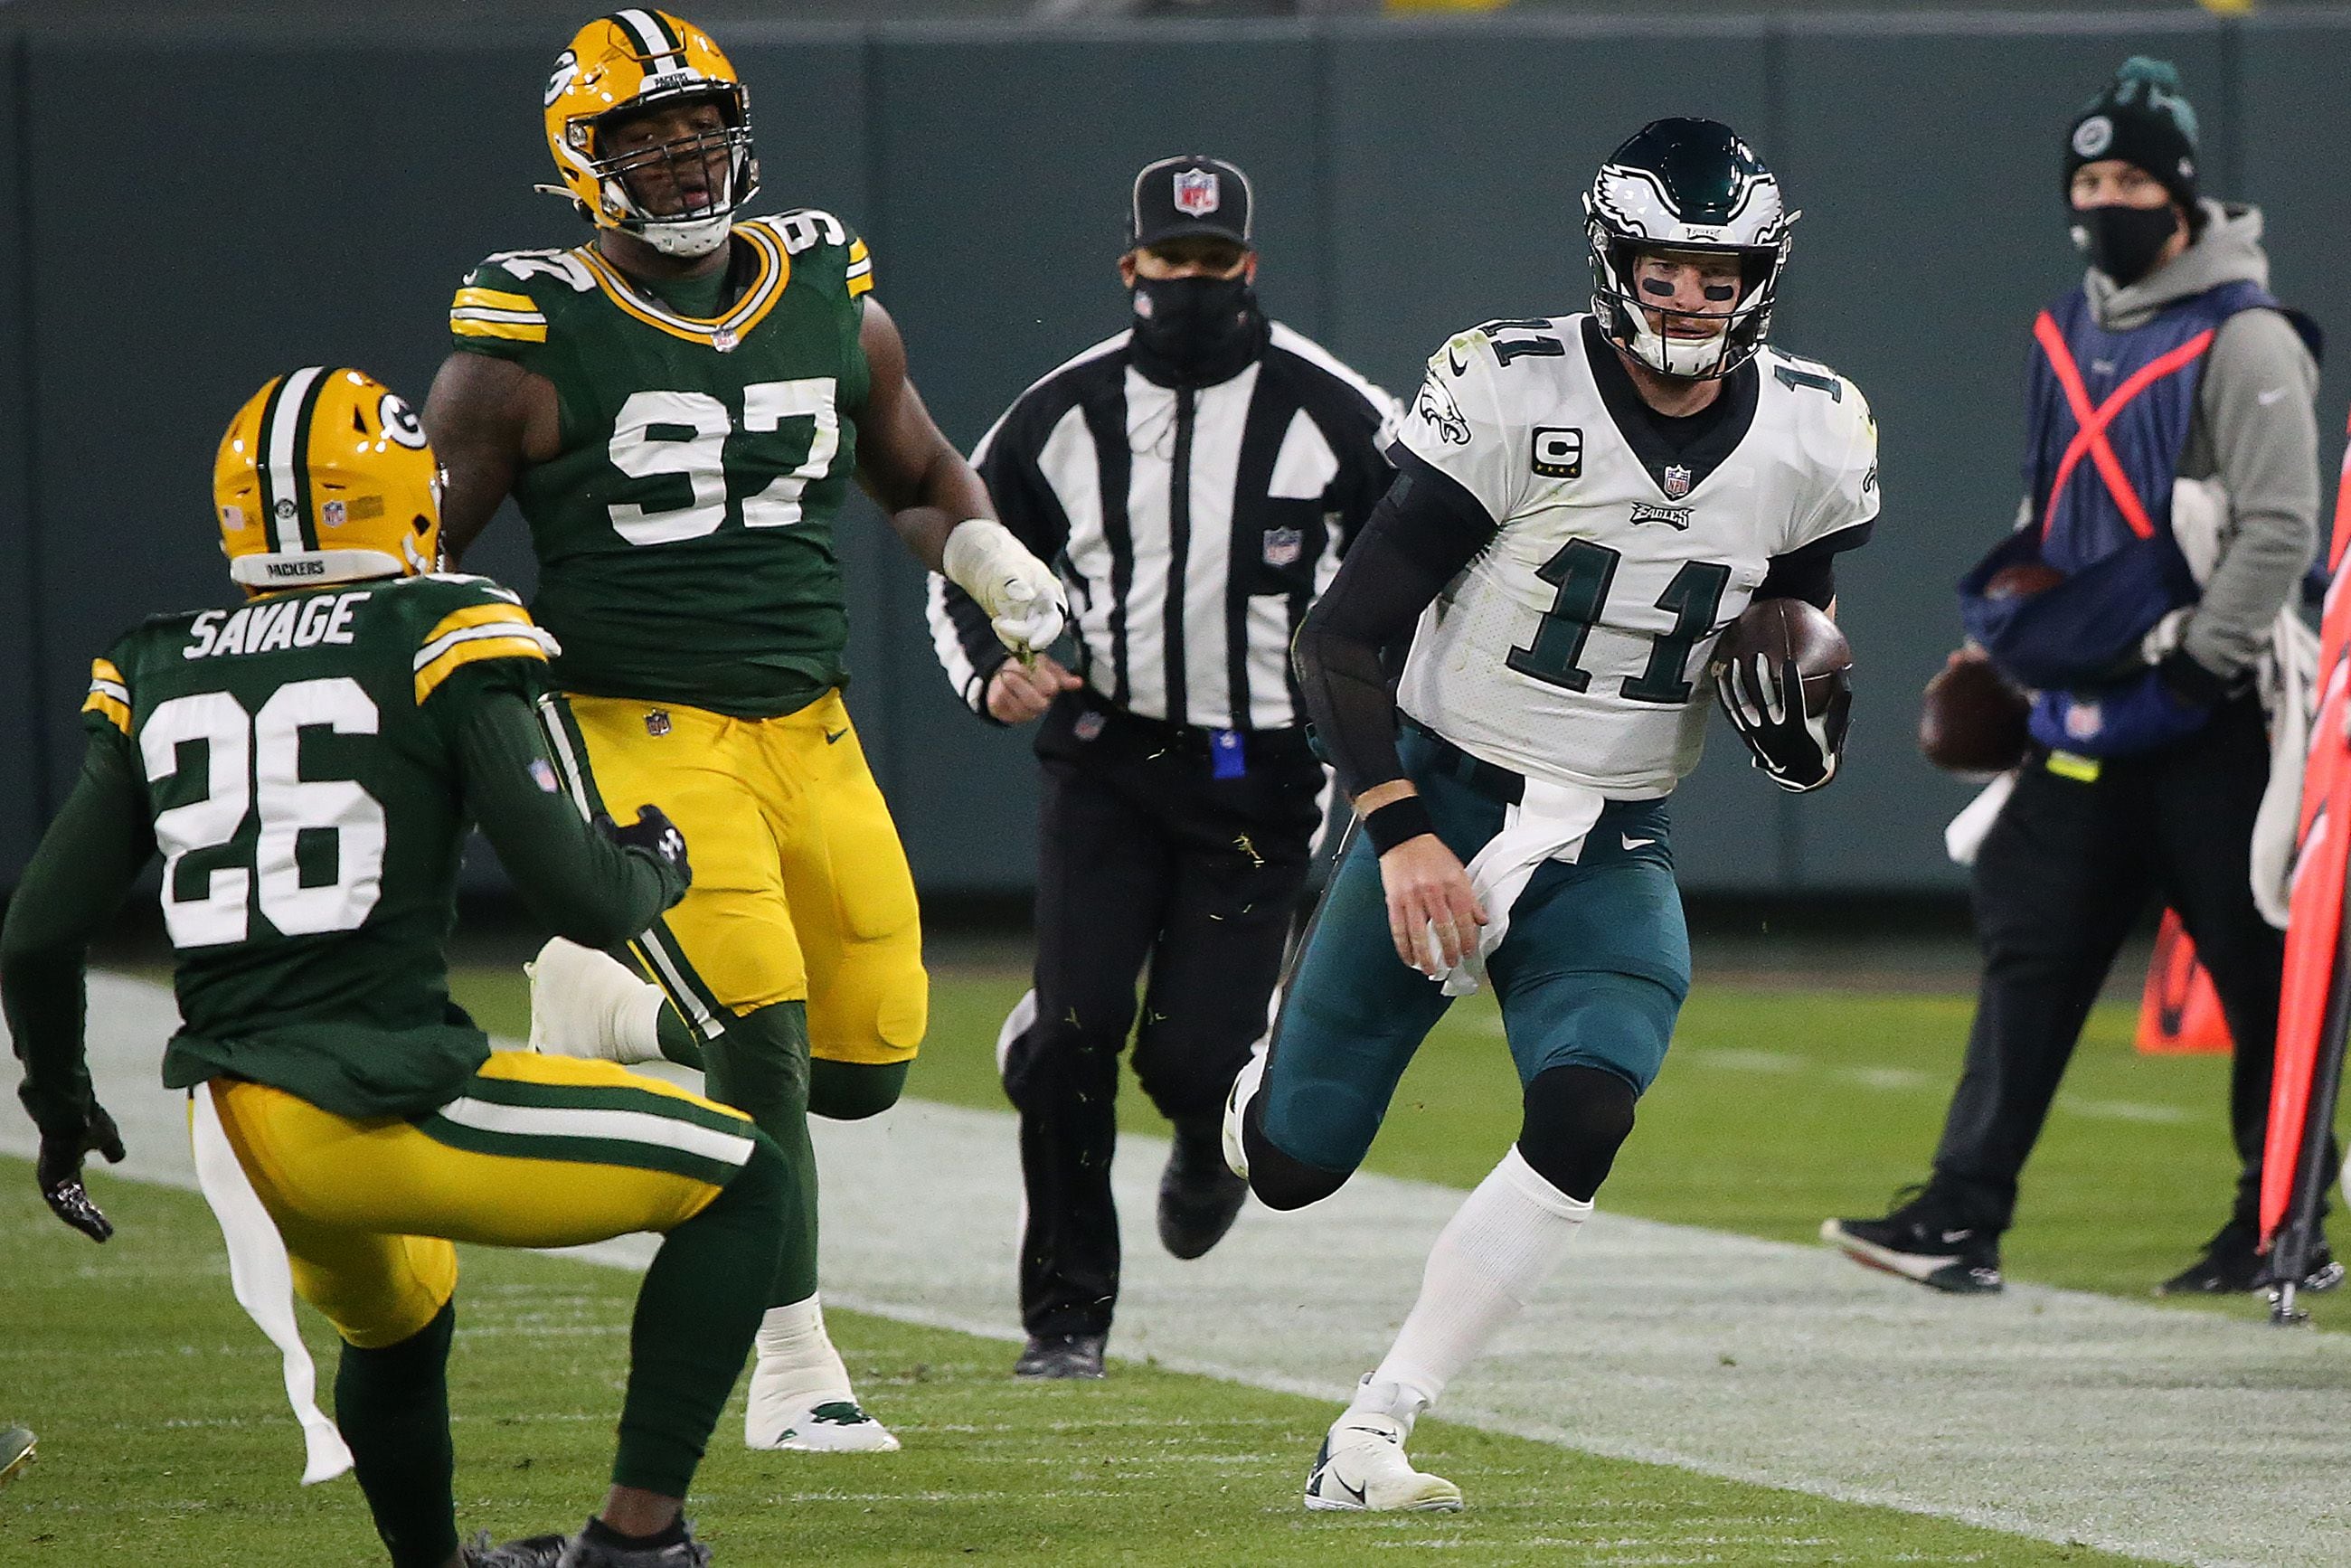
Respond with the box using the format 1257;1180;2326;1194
455;964;2280;1312
2;962;2320;1564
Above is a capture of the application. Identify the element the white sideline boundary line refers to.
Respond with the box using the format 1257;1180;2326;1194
13;974;2351;1568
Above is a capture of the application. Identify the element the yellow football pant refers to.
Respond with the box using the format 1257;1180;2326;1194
211;1053;758;1348
545;689;927;1064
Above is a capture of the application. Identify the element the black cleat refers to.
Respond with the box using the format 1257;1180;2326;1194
1158;1123;1249;1261
2156;1218;2346;1297
1823;1185;2004;1294
552;1520;713;1567
463;1532;567;1568
1014;1332;1107;1380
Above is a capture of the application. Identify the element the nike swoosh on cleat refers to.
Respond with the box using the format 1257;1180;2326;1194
1622;836;1656;850
1940;1229;1973;1243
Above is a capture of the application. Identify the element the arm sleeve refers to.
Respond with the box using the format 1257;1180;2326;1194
2180;309;2322;682
930;397;1079;718
1758;518;1876;610
441;670;685;948
3;732;155;1138
1293;450;1501;800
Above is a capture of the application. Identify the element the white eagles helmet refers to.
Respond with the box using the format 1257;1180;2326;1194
1583;118;1797;381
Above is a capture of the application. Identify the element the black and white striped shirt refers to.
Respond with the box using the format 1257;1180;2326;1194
928;323;1397;732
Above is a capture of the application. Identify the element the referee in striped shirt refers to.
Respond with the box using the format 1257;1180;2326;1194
929;155;1396;1380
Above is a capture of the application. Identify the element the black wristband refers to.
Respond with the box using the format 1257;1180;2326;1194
1362;794;1436;855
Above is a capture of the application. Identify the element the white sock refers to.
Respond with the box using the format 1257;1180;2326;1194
1363;1147;1590;1415
753;1294;853;1406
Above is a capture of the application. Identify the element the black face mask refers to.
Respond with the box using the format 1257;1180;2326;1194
1128;273;1266;387
2071;203;2183;288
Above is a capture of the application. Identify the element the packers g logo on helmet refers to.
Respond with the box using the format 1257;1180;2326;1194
215;368;443;590
542;10;760;260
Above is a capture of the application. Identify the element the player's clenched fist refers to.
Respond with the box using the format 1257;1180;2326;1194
945;518;1068;661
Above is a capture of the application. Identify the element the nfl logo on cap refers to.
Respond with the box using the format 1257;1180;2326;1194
1174;166;1220;217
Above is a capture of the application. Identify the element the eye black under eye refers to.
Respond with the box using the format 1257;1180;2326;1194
1639;278;1676;297
1704;284;1735;301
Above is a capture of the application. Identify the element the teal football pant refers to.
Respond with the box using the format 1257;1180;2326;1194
1254;728;1689;1181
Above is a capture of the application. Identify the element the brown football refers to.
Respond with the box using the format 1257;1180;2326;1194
1710;597;1852;717
1984;562;2065;601
1919;650;2030;773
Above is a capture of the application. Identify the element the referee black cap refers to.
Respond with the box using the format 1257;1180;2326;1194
1127;155;1253;251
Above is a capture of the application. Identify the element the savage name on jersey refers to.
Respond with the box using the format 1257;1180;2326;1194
448;208;873;717
1395;313;1877;796
85;573;559;1112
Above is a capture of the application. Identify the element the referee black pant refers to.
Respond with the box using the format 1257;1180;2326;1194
1932;696;2327;1233
1005;692;1324;1339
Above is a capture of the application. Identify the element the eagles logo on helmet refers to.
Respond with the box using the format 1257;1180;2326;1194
1583;117;1796;381
214;368;443;590
541;9;760;260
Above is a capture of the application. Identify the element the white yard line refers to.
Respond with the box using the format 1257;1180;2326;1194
10;974;2351;1568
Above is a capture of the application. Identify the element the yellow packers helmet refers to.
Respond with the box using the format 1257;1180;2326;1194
215;368;441;590
541;10;759;260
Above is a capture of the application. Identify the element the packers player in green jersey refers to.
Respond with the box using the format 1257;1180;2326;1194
2;366;791;1568
421;9;1062;1454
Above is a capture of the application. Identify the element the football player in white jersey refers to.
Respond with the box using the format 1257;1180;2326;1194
1223;118;1878;1512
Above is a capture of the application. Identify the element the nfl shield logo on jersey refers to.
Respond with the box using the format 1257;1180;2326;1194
1262;527;1303;568
1662;465;1694;500
1174;167;1220;217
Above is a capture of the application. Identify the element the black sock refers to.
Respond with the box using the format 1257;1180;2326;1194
335;1302;458;1568
615;1133;788;1495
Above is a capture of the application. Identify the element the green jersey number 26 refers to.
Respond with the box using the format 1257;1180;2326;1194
144;677;385;948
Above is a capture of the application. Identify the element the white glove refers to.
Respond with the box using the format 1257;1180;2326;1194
943;518;1067;660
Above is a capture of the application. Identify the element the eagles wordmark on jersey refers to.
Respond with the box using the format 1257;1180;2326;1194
448;208;874;718
1395;313;1879;796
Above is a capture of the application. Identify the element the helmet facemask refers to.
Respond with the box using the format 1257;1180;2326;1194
1588;231;1783;381
577;86;758;259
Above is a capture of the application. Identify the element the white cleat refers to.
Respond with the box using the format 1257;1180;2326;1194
747;1395;902;1454
1222;1039;1266;1181
1303;1412;1461;1513
526;938;663;1064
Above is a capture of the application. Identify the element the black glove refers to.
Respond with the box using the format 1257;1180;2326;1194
1718;654;1851;793
597;804;692;896
36;1103;125;1243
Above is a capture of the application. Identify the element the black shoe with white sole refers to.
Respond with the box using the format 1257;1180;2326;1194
2156;1217;2347;1297
1822;1185;2004;1294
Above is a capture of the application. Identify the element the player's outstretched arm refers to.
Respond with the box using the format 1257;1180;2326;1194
1;737;151;1241
857;299;1066;659
444;675;690;946
420;351;561;569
